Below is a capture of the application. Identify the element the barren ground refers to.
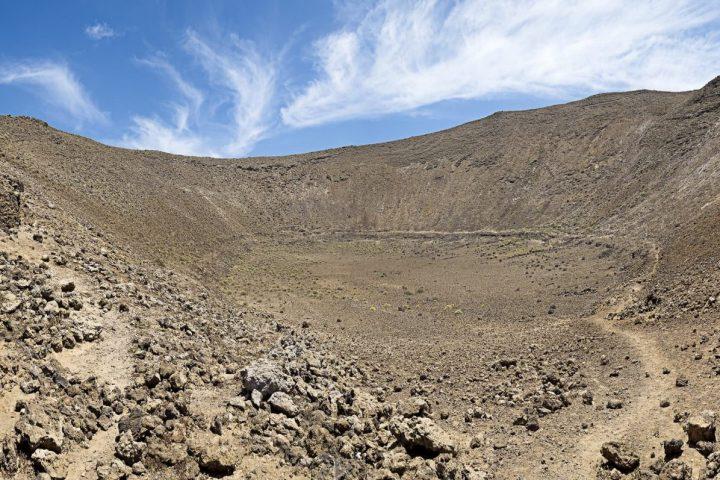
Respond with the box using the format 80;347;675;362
217;232;715;478
1;78;720;479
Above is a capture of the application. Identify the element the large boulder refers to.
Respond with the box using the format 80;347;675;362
196;443;237;477
31;448;68;479
686;411;716;445
95;460;132;480
267;391;299;417
601;441;640;474
146;439;187;466
115;430;146;465
663;439;684;459
696;441;717;458
188;433;239;478
397;398;433;418
390;417;456;457
15;412;64;454
0;292;21;314
241;360;293;399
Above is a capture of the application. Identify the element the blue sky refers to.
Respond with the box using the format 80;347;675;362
1;0;720;158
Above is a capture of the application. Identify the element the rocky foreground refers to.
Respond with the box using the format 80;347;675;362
0;177;495;479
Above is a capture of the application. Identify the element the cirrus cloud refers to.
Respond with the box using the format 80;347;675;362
118;30;277;157
0;60;106;124
282;0;720;128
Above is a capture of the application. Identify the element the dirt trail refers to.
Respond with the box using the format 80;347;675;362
307;228;559;240
508;240;678;478
64;426;119;479
569;242;699;477
52;309;133;389
572;285;674;477
0;385;28;438
1;228;134;387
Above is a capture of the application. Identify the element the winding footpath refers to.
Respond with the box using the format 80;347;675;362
571;243;699;477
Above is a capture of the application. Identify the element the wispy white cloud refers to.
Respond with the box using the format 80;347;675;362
119;31;276;157
0;60;106;124
184;30;276;155
136;55;204;114
120;111;212;157
282;0;720;128
85;23;117;40
119;55;209;156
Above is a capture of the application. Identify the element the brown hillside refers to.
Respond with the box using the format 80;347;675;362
1;79;720;479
